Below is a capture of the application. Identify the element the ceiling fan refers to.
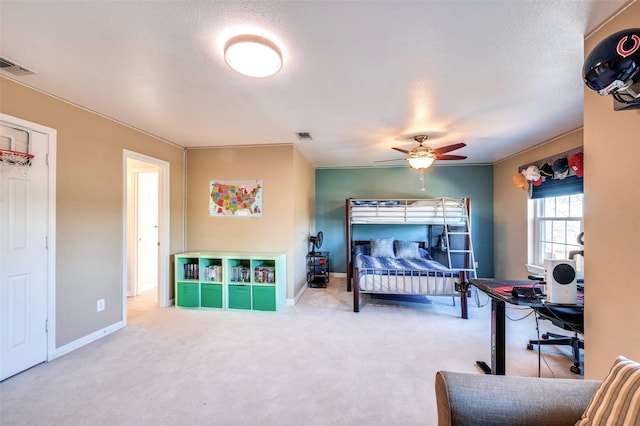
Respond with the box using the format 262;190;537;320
387;135;467;170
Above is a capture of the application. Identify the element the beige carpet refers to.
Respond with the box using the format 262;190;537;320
127;287;159;322
0;277;582;425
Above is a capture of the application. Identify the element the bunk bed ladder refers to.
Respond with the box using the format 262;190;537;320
442;198;477;279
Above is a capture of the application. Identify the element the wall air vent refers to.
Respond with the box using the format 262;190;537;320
0;57;35;76
296;132;313;140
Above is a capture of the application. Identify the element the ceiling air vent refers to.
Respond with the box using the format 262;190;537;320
0;57;35;76
296;132;313;140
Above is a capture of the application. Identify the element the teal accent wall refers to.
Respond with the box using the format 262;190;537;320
315;165;494;277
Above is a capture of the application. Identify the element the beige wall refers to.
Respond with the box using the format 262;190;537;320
292;147;316;297
185;144;314;299
493;130;583;279
583;2;640;379
0;77;185;348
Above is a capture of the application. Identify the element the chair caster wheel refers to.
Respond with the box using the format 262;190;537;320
571;365;581;374
527;343;534;350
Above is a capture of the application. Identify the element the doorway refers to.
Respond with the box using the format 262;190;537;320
123;151;170;323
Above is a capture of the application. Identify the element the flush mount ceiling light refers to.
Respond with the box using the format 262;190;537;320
224;34;283;78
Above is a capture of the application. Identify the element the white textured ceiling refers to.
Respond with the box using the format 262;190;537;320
0;1;630;167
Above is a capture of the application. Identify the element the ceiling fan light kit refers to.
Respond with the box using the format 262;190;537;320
407;155;435;170
388;135;467;170
224;34;283;78
382;134;468;191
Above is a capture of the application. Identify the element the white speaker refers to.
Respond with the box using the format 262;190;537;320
544;259;577;304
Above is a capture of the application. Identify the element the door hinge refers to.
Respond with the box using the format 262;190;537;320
46;153;49;166
45;236;49;249
45;319;48;333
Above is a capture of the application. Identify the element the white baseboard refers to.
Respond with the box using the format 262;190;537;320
287;282;308;305
51;321;125;360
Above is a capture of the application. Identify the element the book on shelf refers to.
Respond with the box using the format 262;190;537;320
183;262;199;280
231;266;251;283
254;266;275;284
203;264;222;282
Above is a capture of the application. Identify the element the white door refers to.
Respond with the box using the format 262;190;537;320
0;125;49;381
136;171;158;294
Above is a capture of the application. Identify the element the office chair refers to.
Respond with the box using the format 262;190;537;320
527;303;584;374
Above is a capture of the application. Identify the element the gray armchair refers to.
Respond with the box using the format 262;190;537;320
435;371;601;426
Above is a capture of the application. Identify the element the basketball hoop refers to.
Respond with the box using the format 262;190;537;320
0;149;34;176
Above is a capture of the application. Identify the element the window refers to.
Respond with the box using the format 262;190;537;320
529;193;584;274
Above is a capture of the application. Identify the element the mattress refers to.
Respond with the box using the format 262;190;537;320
355;254;458;295
349;198;467;225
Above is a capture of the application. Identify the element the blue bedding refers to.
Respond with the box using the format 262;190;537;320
355;254;450;274
350;199;401;207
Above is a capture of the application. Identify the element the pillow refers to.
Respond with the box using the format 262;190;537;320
419;247;433;260
576;356;640;425
370;238;395;258
353;244;370;256
394;240;421;259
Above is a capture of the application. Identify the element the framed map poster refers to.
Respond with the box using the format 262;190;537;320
209;180;263;217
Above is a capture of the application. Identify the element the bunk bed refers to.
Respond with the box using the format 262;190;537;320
346;198;475;318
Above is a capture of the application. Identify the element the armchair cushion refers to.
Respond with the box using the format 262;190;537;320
435;371;600;426
576;356;640;426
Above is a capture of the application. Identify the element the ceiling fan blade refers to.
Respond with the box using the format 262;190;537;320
392;147;411;154
432;143;466;155
375;158;406;163
436;154;467;160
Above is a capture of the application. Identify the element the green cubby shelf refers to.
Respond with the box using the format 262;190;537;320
174;252;285;312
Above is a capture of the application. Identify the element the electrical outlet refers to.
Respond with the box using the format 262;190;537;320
474;261;479;268
97;299;105;312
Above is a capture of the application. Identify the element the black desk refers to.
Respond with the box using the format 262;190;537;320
470;278;583;375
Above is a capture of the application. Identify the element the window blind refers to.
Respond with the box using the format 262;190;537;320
530;175;583;199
